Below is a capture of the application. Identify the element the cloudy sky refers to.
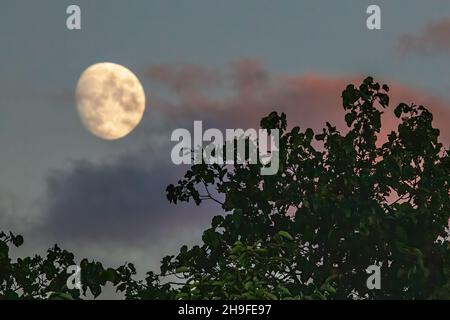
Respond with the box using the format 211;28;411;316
1;0;450;278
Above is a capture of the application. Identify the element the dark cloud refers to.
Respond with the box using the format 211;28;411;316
40;146;216;244
397;18;450;56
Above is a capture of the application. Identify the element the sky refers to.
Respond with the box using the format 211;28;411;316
1;0;450;284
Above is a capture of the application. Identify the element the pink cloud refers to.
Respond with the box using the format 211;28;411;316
398;18;450;55
146;64;222;94
148;59;450;146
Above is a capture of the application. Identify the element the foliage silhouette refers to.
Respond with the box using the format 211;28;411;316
1;77;449;299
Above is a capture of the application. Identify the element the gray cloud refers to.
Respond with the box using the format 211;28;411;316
145;64;223;94
39;146;216;245
397;18;450;56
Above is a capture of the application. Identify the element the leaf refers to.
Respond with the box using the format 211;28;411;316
49;292;75;300
176;266;189;273
305;128;314;141
175;292;189;300
12;235;23;247
277;231;294;241
395;103;408;118
103;268;117;283
212;215;224;228
345;112;356;127
116;283;127;292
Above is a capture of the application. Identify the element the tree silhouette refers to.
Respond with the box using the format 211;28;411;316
1;77;449;299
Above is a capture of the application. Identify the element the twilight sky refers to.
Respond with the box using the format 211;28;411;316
1;0;450;278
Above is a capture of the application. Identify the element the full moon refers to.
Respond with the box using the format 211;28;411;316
75;62;146;140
